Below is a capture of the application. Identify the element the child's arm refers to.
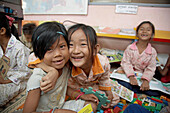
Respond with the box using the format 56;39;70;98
140;49;157;91
101;90;113;109
23;88;41;113
158;55;170;76
0;76;12;84
67;87;99;104
120;47;137;85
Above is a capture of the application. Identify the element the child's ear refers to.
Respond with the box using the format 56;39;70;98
93;44;100;56
0;27;6;35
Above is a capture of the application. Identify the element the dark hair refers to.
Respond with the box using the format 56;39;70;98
32;22;68;60
11;24;19;40
136;21;155;37
68;24;97;60
23;23;36;35
0;13;11;37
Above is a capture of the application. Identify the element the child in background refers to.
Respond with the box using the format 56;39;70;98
20;23;36;52
116;21;158;96
23;22;80;113
158;55;170;83
0;14;31;106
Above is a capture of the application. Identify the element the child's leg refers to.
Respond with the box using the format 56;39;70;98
0;83;25;106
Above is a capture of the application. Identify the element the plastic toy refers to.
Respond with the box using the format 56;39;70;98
113;106;121;113
80;87;110;111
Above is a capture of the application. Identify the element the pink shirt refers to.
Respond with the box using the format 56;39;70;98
120;42;157;81
68;54;111;91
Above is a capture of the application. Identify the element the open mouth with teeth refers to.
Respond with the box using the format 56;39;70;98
53;59;63;64
141;34;148;37
72;56;83;61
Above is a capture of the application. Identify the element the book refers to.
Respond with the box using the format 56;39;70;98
78;104;93;113
0;55;10;80
110;70;170;95
99;48;123;63
111;80;134;102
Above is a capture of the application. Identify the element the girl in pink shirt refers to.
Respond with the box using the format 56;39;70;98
117;21;158;96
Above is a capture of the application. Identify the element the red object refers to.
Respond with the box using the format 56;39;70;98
104;111;108;113
113;106;122;113
76;92;84;100
50;109;53;113
133;93;138;98
151;98;163;103
104;108;113;113
136;99;142;106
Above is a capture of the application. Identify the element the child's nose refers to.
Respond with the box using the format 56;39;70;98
54;49;62;57
73;45;80;53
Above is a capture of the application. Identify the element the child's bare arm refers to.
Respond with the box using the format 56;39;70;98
67;87;99;104
0;76;12;84
159;55;170;76
23;88;41;113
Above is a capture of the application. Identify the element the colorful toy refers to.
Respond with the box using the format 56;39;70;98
113;106;122;113
80;87;110;111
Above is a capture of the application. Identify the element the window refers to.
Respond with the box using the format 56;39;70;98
89;0;170;7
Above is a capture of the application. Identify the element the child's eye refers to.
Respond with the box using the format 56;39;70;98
69;43;73;47
47;48;53;52
81;43;87;46
60;45;66;49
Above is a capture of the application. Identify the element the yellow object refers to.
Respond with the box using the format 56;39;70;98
78;104;93;113
97;30;170;43
145;103;148;106
134;101;138;104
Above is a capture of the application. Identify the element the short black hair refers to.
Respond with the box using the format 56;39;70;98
32;22;68;60
136;21;155;37
0;13;11;37
68;24;97;60
23;23;36;35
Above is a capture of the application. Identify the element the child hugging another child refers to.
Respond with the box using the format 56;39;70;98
26;23;120;112
0;14;31;106
116;21;159;96
66;24;120;111
23;22;76;113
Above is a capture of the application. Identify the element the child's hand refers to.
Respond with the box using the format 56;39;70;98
80;94;99;105
101;90;113;109
129;76;138;86
140;79;149;91
40;68;59;93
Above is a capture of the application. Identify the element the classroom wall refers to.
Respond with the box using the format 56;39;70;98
24;5;170;31
24;5;170;54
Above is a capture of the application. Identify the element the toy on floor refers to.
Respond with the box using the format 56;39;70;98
80;87;110;111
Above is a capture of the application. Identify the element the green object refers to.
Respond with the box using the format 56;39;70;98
80;87;110;111
156;104;162;111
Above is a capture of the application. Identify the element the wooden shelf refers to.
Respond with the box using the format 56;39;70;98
97;30;170;43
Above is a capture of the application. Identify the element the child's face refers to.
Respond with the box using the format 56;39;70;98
137;23;153;41
69;29;93;70
24;34;32;42
43;36;69;70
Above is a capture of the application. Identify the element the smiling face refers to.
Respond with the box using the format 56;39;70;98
69;29;93;71
137;23;153;41
43;36;69;70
